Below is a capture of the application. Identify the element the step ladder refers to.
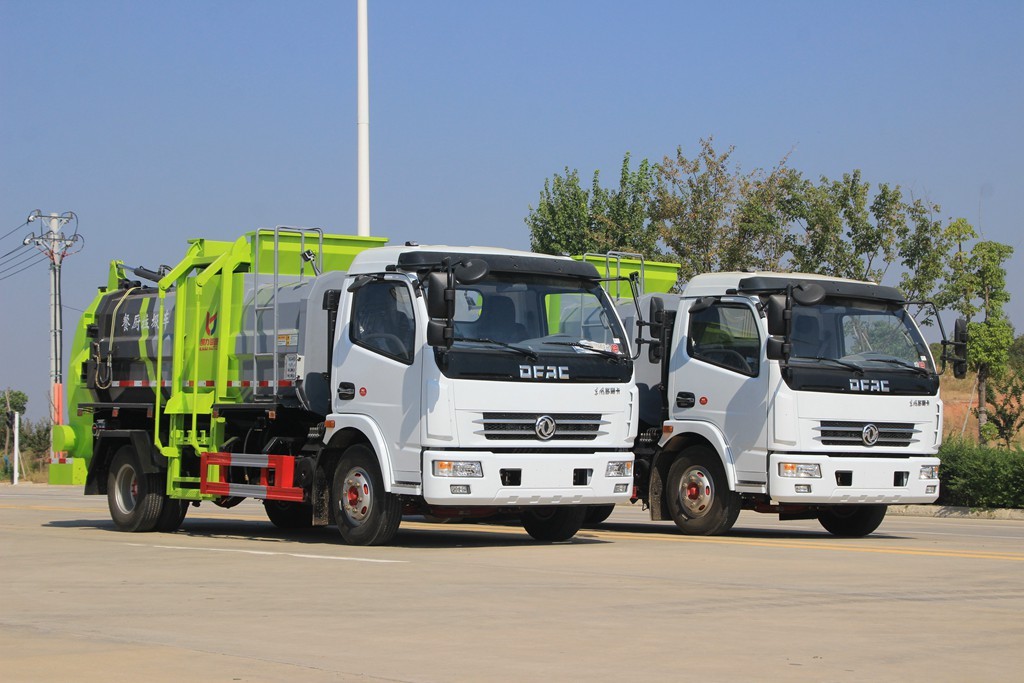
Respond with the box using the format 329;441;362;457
250;226;324;401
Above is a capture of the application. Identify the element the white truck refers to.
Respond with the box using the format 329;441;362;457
612;271;966;537
59;229;637;545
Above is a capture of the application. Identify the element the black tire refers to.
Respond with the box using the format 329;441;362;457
155;498;189;532
665;447;741;536
264;500;313;529
583;504;615;527
817;505;887;537
332;445;402;546
106;445;164;532
521;506;586;542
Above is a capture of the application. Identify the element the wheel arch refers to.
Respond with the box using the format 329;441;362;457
85;430;162;495
649;424;736;520
320;416;395;491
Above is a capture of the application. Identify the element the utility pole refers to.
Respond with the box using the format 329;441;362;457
23;210;83;466
357;0;370;237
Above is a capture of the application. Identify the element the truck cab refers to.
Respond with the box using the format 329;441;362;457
320;245;638;542
622;271;964;537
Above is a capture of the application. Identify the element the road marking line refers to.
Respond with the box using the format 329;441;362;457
126;543;406;563
0;504;101;513
576;529;1024;561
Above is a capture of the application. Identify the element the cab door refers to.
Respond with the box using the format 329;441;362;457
333;276;423;484
670;299;769;486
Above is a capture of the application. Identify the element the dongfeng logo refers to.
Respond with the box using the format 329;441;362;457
534;415;557;440
862;423;880;446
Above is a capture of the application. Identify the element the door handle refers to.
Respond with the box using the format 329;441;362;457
337;382;356;400
676;392;695;408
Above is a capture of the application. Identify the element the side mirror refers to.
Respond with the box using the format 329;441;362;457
766;336;789;360
454;259;489;285
952;318;968;379
647;296;665;363
688;296;716;314
427;320;453;349
792;283;826;306
426;272;454;320
766;294;787;336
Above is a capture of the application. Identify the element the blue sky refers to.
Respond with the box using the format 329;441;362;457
1;0;1022;418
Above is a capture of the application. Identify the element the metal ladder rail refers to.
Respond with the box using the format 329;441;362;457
584;250;646;299
250;226;325;400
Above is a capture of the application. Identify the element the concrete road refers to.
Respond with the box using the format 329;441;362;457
2;484;1022;682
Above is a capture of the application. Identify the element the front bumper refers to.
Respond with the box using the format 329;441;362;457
421;450;634;506
768;453;940;505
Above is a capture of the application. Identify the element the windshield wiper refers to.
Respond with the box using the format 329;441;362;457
865;357;931;376
544;340;625;362
790;356;864;374
452;337;538;360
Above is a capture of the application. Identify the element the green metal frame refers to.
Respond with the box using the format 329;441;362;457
58;229;387;498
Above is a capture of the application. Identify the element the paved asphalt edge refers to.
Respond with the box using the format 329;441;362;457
4;482;1024;520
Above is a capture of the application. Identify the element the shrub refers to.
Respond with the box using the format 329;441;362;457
938;436;1024;508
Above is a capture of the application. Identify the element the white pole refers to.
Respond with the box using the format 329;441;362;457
47;214;65;465
13;412;19;486
26;211;75;467
357;0;371;237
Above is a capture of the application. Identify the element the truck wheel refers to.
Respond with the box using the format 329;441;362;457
583;504;615;526
264;500;313;529
155;499;189;532
332;445;402;546
521;506;586;542
665;447;741;536
817;505;887;537
107;446;164;532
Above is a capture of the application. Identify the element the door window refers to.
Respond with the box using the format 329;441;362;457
688;303;760;376
350;281;415;363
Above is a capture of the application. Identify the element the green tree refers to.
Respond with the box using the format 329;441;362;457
985;371;1024;448
938;223;1015;442
729;162;800;272
3;388;28;448
898;197;951;323
18;417;51;458
526;152;659;259
789;171;909;282
653;137;794;281
526;167;592;256
1008;334;1024;374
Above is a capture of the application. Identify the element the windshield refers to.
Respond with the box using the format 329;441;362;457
430;272;631;383
449;273;627;356
790;298;934;373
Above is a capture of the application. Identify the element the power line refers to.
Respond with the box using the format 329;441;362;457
0;242;30;263
0;245;35;269
0;254;47;283
0;250;46;277
0;219;30;245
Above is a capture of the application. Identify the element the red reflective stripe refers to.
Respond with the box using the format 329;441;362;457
199;451;304;502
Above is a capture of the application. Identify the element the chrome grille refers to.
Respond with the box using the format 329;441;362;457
476;412;607;441
815;420;919;447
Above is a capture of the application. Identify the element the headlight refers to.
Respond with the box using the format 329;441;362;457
919;465;939;480
779;463;821;478
605;460;633;477
433;460;483;477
